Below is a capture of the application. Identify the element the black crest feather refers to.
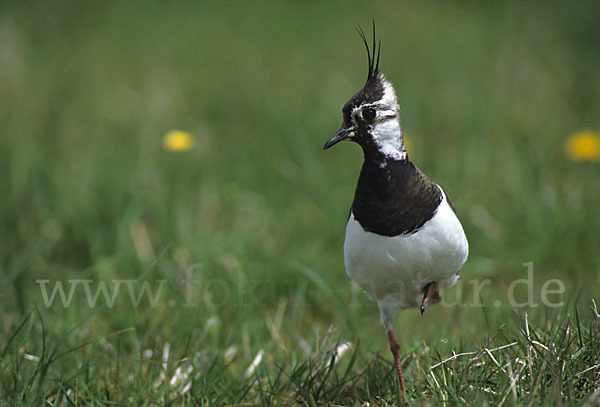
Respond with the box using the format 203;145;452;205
356;21;381;82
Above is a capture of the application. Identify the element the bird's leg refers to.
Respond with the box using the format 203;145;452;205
420;281;439;315
387;329;406;394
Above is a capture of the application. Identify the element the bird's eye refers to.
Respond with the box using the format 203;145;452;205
362;108;376;121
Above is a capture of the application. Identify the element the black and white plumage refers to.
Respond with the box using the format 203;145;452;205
323;25;468;393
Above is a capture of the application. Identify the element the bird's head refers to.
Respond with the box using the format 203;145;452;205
323;25;406;162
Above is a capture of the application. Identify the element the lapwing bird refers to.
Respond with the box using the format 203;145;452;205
323;26;469;393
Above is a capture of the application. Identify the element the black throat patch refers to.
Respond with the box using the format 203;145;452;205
351;157;443;237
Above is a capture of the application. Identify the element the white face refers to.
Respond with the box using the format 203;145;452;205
351;75;406;161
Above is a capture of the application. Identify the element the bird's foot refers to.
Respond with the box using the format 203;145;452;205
387;329;406;394
420;281;440;315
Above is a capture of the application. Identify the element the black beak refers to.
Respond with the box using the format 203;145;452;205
323;127;352;150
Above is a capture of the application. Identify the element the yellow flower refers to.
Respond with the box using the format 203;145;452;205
565;130;600;162
162;130;195;152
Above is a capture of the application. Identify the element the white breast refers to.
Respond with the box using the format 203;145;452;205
343;187;468;326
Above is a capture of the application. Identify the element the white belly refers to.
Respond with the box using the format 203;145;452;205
343;187;468;324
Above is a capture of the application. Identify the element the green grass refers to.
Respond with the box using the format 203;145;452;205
1;0;600;405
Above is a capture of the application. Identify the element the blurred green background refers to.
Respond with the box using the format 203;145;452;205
1;0;599;404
